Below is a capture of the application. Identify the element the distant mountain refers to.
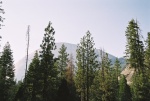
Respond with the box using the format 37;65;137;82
15;42;126;81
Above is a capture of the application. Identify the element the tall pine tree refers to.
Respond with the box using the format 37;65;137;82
23;51;42;101
125;19;149;101
57;44;69;78
40;22;59;101
118;75;132;101
0;42;15;101
111;58;121;101
125;19;145;74
75;31;98;101
145;32;150;70
98;52;113;101
65;54;78;101
90;51;115;101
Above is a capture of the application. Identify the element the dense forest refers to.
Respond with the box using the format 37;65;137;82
0;1;150;101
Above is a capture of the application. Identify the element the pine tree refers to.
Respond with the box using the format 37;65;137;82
57;44;69;78
99;52;113;101
125;19;149;101
145;32;150;79
118;75;132;101
13;80;24;101
75;31;98;101
144;32;150;99
90;51;115;101
111;58;121;101
40;22;58;101
0;42;15;101
24;51;42;101
125;19;145;74
131;73;150;101
65;54;78;101
66;54;74;84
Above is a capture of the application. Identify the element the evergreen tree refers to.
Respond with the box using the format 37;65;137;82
40;22;58;101
144;32;150;98
57;44;69;78
75;31;98;101
66;54;74;84
99;52;113;101
0;42;15;101
125;19;145;74
111;58;121;101
13;80;24;101
125;19;149;101
90;51;114;101
145;32;150;79
118;75;132;101
131;73;150;101
24;51;42;101
65;54;78;101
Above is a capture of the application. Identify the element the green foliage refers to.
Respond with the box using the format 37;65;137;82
145;32;150;68
0;42;15;101
111;58;121;101
39;22;59;101
24;51;42;101
57;44;69;78
125;19;145;73
144;32;150;81
91;51;120;101
13;80;24;101
1;19;150;101
98;52;113;101
65;54;74;83
118;75;132;101
125;19;150;101
131;73;150;101
65;54;78;101
75;31;98;101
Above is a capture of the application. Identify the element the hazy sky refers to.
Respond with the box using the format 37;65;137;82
0;0;150;63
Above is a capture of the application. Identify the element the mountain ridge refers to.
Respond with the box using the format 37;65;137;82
15;42;126;81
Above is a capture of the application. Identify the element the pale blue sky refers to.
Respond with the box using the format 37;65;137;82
0;0;150;63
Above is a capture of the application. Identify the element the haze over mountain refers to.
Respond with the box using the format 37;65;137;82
15;42;125;81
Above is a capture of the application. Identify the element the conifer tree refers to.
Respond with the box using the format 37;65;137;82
90;51;114;101
66;54;74;83
125;19;149;101
75;31;98;101
24;51;41;101
144;32;150;98
118;75;132;101
57;44;69;78
145;32;150;69
65;54;78;101
131;73;150;101
0;42;15;101
99;52;113;101
112;58;121;100
40;22;58;101
125;19;145;74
